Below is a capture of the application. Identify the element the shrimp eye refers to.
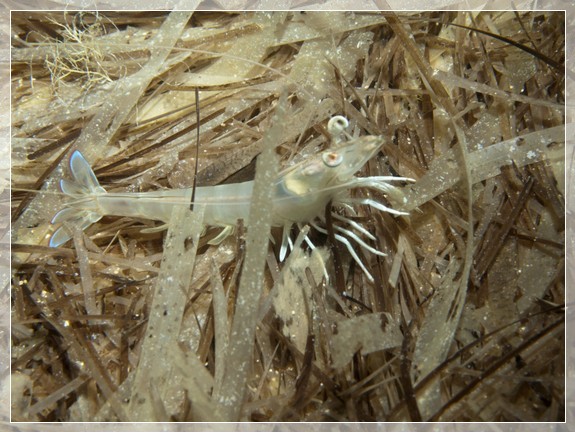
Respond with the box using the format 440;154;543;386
322;151;343;167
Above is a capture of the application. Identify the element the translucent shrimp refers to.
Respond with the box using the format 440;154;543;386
50;121;415;281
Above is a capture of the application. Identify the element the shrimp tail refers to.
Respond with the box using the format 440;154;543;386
49;151;107;247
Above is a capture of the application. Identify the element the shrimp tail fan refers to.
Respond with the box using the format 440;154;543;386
49;151;107;247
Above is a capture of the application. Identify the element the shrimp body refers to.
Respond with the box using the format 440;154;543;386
50;132;414;280
94;182;253;227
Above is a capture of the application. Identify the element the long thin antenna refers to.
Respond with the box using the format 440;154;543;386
190;87;200;211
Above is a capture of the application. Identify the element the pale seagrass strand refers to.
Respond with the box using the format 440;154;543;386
385;13;474;421
126;203;207;421
90;204;209;422
213;98;283;421
400;125;565;212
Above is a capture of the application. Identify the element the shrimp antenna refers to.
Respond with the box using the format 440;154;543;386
190;87;200;211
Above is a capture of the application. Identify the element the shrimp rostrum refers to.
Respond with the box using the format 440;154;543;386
50;121;414;282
